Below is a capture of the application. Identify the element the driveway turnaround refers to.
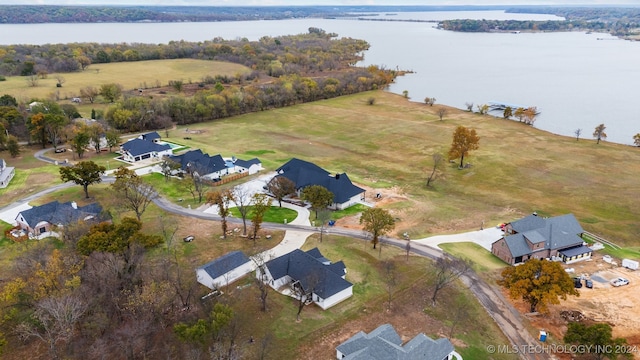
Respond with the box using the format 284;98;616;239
414;227;503;251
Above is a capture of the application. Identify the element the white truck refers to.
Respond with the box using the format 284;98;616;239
622;259;639;270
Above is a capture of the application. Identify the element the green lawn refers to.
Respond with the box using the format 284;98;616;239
142;172;207;209
229;206;298;224
439;242;508;273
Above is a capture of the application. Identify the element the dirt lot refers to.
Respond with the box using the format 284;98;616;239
520;252;640;353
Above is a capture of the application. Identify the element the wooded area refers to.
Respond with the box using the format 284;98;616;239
0;29;398;146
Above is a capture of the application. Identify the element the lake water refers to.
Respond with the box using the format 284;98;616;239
1;10;638;145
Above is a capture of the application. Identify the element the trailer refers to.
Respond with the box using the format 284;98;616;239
622;259;639;270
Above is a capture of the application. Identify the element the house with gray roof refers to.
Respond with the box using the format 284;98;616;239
171;151;263;180
0;159;15;188
491;213;591;265
120;133;172;163
257;247;353;310
169;150;228;180
275;158;365;210
196;251;254;290
15;200;103;239
336;323;459;360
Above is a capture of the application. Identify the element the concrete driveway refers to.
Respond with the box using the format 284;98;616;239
413;227;503;251
0;203;32;226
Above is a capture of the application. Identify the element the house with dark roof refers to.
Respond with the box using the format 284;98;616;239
491;213;592;265
15;200;103;239
196;251;254;290
170;150;229;180
336;323;459;360
138;132;161;143
257;248;353;310
121;138;172;163
275;158;365;210
120;132;171;163
0;159;15;188
227;157;263;175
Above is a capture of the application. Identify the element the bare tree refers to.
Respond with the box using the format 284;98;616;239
426;153;443;187
80;86;99;104
403;233;411;262
157;215;179;250
258;334;274;360
54;75;66;88
383;260;397;311
574;128;582;141
167;249;197;310
191;173;206;203
429;256;471;306
292;272;320;322
232;185;252;236
448;293;474;338
252;251;274;312
17;294;87;359
27;74;39;87
316;209;332;243
424;97;436;106
111;167;158;221
437;107;447;121
465;102;474;112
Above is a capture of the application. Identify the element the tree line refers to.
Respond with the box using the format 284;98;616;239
0;30;371;76
440;7;640;37
439;19;609;33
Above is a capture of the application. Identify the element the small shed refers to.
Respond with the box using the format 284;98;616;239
196;251;254;290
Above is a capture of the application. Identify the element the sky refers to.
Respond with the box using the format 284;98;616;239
3;1;640;6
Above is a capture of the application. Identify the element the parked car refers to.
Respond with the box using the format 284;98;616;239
54;148;66;153
573;277;582;288
183;235;195;242
585;279;593;289
611;277;629;287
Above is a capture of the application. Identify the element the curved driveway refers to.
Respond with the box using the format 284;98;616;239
3;156;538;359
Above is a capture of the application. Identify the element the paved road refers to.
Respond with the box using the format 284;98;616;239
152;197;541;359
3;159;539;358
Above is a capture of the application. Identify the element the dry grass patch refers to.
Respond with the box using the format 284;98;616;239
0;59;250;102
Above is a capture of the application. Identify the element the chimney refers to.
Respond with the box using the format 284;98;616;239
71;201;78;209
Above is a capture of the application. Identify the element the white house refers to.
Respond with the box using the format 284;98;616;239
275;158;365;210
196;251;254;290
227;157;263;175
169;150;229;180
120;133;172;163
257;248;353;310
15;201;103;239
0;159;15;188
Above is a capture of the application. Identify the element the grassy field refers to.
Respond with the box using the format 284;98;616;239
228;206;298;224
3;74;640;358
162;90;640;247
0;58;250;108
439;242;508;273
